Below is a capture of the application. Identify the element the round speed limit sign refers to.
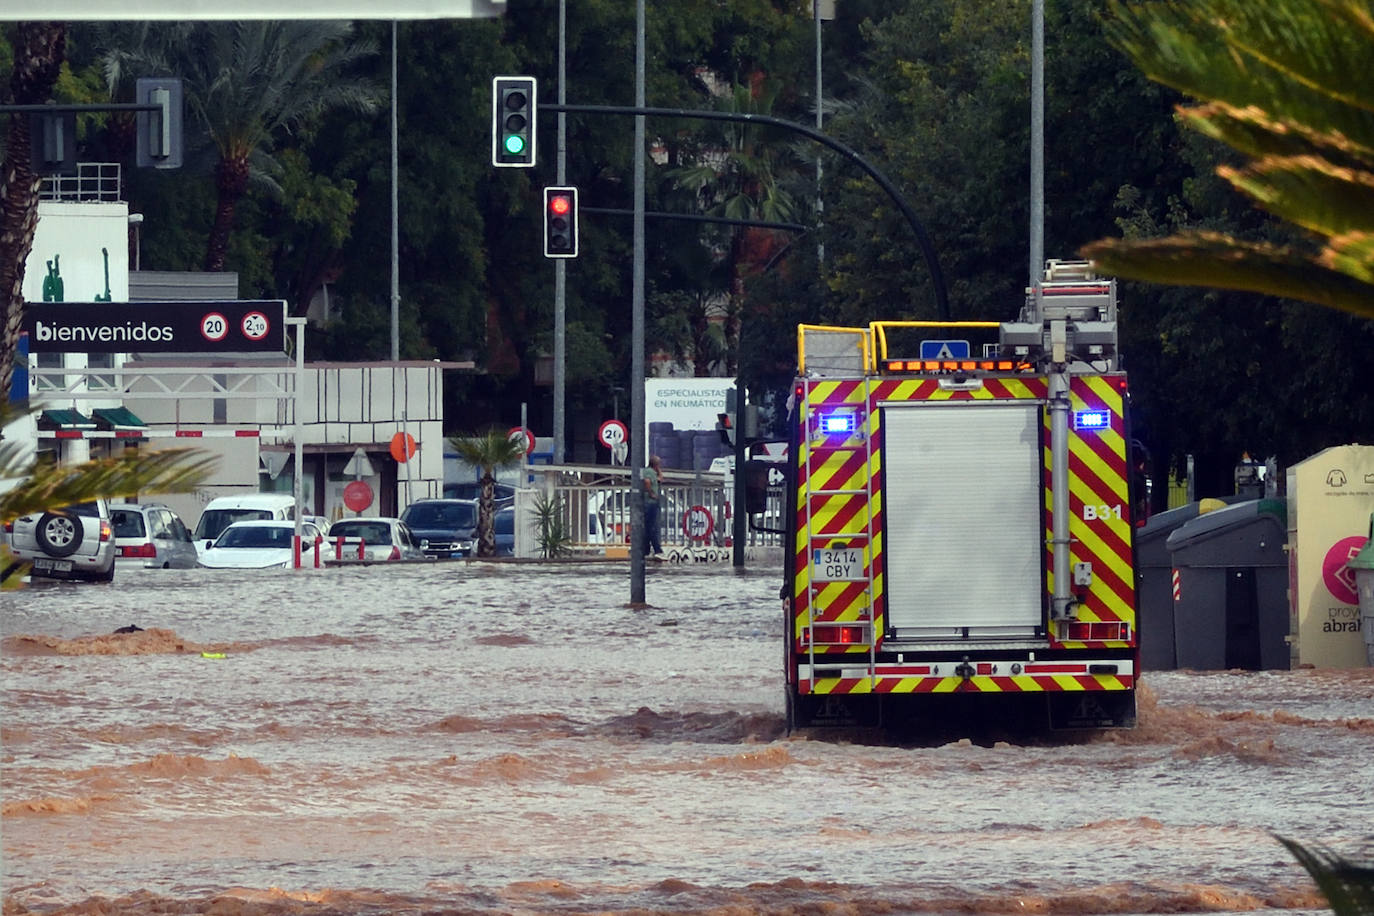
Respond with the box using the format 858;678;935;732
598;419;628;449
682;505;714;542
201;312;229;343
241;311;270;342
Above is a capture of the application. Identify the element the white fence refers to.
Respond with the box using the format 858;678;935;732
518;464;785;556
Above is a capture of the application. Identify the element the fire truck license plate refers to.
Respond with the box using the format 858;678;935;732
812;547;864;581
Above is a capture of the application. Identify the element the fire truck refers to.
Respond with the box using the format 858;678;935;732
776;260;1139;732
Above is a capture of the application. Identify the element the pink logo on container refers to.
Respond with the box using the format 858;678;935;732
1322;536;1367;605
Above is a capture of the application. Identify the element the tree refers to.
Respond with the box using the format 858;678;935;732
446;428;525;558
1083;0;1374;320
666;78;806;375
0;22;66;400
103;21;381;273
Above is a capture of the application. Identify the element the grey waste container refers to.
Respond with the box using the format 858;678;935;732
1136;497;1245;671
1166;498;1288;670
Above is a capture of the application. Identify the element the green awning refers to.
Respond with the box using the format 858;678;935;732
37;408;96;431
92;405;147;431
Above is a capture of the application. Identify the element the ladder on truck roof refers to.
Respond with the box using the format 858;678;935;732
796;326;880;689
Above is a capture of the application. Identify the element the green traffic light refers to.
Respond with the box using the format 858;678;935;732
504;134;526;156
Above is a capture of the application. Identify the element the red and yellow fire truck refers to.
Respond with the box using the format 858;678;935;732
779;260;1139;732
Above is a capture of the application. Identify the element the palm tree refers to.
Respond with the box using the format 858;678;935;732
1;403;217;588
667;78;805;373
1;21;67;401
102;21;380;273
1082;0;1374;320
446;428;525;558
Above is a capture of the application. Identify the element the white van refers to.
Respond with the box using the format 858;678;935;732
192;493;300;554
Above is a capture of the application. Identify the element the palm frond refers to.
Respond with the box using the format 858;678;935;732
1093;0;1374;314
1217;155;1374;238
1180;101;1374;164
1;448;218;524
1276;835;1374;916
1080;231;1374;319
1103;0;1374;154
446;428;526;472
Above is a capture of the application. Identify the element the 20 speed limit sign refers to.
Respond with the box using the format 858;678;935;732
682;505;713;542
598;419;628;448
201;312;228;343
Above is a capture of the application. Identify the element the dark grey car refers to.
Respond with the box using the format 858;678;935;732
400;499;479;558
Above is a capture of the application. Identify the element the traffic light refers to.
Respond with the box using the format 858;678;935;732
491;76;536;168
135;77;184;169
543;187;579;258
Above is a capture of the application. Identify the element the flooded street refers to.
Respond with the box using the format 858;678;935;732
3;560;1372;915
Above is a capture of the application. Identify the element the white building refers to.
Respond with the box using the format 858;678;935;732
11;164;470;528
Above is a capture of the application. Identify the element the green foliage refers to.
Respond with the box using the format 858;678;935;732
18;0;1364;503
1276;835;1374;916
447;428;526;558
531;492;572;559
1085;0;1374;319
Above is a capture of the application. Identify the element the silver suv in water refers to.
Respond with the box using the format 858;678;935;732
6;498;117;582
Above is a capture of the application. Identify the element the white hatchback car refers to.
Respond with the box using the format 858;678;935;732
198;519;327;569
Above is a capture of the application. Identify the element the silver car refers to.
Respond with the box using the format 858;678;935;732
326;517;426;563
6;499;117;582
110;503;200;569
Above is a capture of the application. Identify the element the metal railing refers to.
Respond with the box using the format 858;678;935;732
525;464;785;552
39;162;123;202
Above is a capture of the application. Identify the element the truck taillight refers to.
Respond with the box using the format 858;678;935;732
807;624;870;646
122;543;157;558
1065;621;1126;642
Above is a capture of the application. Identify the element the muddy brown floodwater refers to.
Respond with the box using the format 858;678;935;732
2;561;1372;915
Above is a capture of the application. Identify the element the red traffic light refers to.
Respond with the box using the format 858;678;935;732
543;186;579;259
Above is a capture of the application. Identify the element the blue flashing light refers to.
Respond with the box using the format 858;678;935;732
1073;409;1111;432
820;412;857;435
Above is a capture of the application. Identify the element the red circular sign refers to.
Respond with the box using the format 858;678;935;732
1322;536;1367;605
200;312;228;343
390;432;417;463
241;311;270;341
343;479;374;513
682;505;714;542
507;426;535;455
598;419;628;448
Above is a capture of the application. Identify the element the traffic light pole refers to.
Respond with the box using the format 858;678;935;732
540;102;949;320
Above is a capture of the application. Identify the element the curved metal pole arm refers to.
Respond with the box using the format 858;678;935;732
543;102;950;320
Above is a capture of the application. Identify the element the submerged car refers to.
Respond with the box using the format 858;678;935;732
198;519;327;569
111;503;199;569
494;506;515;557
191;493;299;556
5;499;116;582
326;517;425;562
399;499;478;559
442;481;517;507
